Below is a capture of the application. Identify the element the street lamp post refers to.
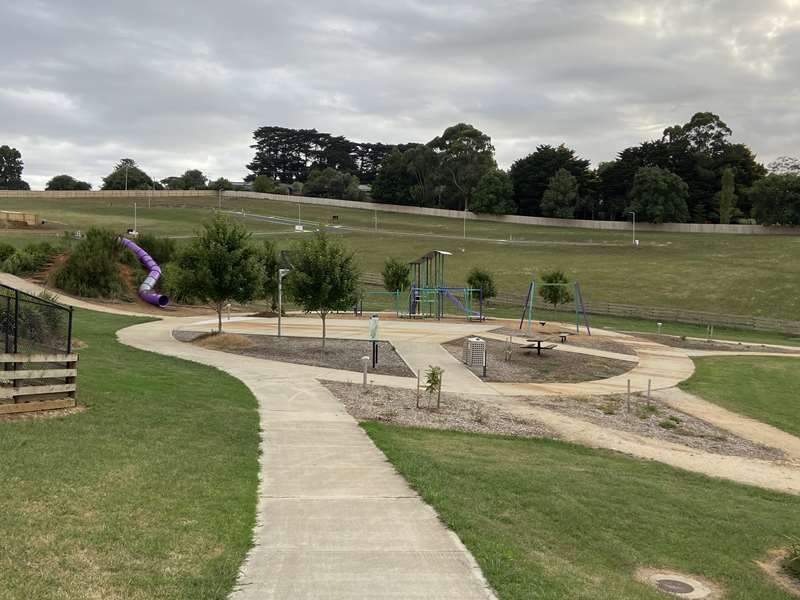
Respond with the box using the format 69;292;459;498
628;210;636;246
277;268;291;337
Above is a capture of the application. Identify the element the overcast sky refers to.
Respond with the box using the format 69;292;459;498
2;0;798;189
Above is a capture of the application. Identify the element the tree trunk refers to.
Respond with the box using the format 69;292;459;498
321;312;327;349
217;302;223;333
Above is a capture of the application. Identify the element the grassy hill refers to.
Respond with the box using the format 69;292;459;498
1;193;799;321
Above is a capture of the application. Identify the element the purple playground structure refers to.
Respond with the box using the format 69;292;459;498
119;236;169;307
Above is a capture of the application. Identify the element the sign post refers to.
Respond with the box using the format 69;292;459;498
368;314;379;368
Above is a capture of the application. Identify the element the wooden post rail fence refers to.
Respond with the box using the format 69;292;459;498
0;353;78;415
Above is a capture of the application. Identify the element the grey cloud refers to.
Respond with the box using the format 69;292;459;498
1;0;798;189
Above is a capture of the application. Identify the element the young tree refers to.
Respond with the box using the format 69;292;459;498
471;169;515;214
718;167;736;224
255;239;280;310
303;167;361;200
45;174;92;191
466;267;497;301
539;270;573;313
208;177;234;191
541;169;579;218
285;232;360;348
627;166;690;223
382;257;411;292
172;215;263;332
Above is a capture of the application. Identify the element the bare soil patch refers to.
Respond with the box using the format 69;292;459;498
322;381;556;439
174;330;414;377
491;326;636;355
192;332;255;351
519;392;783;461
444;336;633;383
636;333;800;354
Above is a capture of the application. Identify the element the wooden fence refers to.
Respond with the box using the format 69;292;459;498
0;352;78;415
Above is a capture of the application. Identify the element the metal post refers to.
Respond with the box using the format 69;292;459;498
278;272;282;337
482;345;487;378
527;282;535;337
574;282;580;334
13;289;19;353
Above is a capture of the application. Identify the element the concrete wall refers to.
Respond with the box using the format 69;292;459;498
2;189;799;235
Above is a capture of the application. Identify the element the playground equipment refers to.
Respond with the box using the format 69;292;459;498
519;281;590;336
407;250;483;320
119;237;169;307
354;290;403;317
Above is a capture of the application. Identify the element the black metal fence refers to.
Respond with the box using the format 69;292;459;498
0;284;73;355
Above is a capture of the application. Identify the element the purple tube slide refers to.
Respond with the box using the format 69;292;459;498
119;236;169;307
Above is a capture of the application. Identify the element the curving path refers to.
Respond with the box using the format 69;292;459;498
119;318;497;600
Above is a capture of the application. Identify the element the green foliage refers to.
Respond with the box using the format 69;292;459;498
541;168;578;218
750;174;800;226
0;242;15;263
372;146;439;207
208;177;234;191
429;123;496;211
303;168;361;200
471;169;515;214
252;175;286;194
0;145;28;190
285;232;360;346
786;535;800;579
424;365;443;396
101;158;156;190
1;241;60;275
628;166;690;223
510;144;592;217
539;270;573;311
160;169;207;190
254;239;280;308
466;267;497;300
53;228;127;298
46;174;92;191
718;167;736;224
133;233;177;265
171;215;263;331
382;257;411;292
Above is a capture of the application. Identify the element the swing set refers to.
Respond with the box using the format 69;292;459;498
519;280;591;336
406;250;484;321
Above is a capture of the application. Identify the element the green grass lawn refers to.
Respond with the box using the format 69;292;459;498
0;310;260;600
2;193;800;321
681;356;800;438
363;422;800;600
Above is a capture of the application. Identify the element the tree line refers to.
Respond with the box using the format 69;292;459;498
246;114;800;225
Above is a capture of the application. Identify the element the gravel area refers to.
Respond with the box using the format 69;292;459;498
522;393;784;461
322;381;557;439
491;327;636;356
634;333;800;354
174;330;414;377
444;337;633;383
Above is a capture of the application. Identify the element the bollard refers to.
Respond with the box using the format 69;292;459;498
361;356;369;389
657;322;663;335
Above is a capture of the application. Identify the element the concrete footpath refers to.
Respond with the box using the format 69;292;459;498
118;318;496;600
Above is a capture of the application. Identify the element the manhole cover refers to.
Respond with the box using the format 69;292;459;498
636;568;718;599
657;579;695;594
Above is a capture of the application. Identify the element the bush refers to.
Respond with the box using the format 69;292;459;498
0;242;15;263
382;258;411;292
466;268;497;300
134;233;177;265
786;536;800;579
1;242;60;275
53;228;127;298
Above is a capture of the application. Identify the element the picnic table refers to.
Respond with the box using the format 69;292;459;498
521;338;557;356
558;331;574;343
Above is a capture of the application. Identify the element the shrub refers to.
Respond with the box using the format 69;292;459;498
53;228;127;298
134;233;177;265
0;242;15;263
1;241;60;275
466;267;497;301
382;258;411;292
786;535;800;579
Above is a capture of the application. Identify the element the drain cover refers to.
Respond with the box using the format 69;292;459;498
657;579;695;594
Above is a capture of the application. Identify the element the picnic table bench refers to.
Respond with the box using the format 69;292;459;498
521;338;557;356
